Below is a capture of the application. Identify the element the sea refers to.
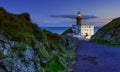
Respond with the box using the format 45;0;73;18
41;27;101;35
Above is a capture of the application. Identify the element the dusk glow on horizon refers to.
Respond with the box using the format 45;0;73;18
0;0;120;27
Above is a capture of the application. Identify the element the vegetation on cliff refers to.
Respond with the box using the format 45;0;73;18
61;27;72;35
0;7;77;72
91;17;120;47
0;7;43;46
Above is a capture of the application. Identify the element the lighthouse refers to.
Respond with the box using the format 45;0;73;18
76;11;82;26
71;11;94;39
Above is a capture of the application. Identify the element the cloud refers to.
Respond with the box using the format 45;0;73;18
32;18;60;23
49;15;76;19
84;18;112;27
86;18;112;24
49;14;98;20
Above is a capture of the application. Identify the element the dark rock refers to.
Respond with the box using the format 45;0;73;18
23;46;34;62
0;35;41;72
0;35;6;43
63;35;80;49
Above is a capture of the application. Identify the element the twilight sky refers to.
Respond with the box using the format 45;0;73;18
0;0;120;27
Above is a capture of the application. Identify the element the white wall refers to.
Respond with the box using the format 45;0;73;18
81;25;94;39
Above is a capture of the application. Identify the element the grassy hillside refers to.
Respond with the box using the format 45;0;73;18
61;27;72;35
91;17;120;47
0;7;77;72
0;7;43;46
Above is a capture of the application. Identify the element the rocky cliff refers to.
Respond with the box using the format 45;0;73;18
91;17;120;47
0;35;41;72
0;7;78;72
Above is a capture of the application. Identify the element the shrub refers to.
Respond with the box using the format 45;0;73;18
20;44;27;51
38;46;49;59
46;55;65;72
91;39;120;47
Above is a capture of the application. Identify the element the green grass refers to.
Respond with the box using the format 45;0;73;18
46;54;66;72
38;46;50;59
91;39;120;47
0;7;42;46
20;45;27;51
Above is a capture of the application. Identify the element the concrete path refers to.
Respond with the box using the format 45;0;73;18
73;41;120;72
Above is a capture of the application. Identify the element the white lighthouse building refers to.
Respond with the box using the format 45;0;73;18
71;11;94;39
